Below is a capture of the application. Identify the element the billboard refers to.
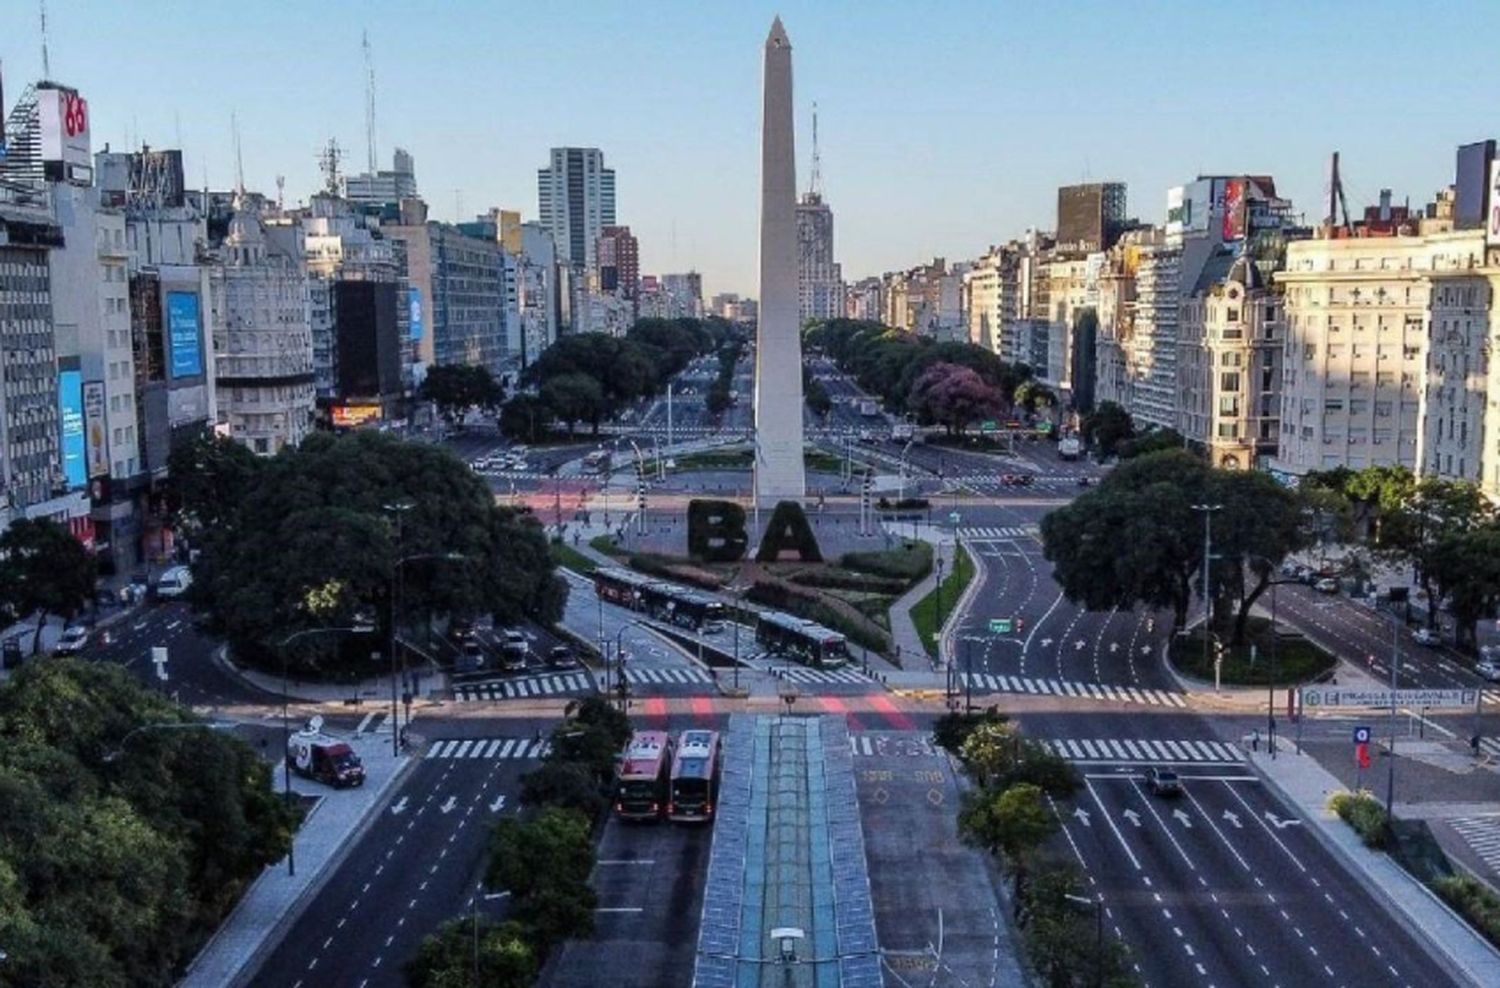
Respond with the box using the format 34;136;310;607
57;370;85;489
409;287;424;341
83;380;108;478
1165;186;1187;235
166;291;203;378
36;86;91;183
1221;178;1247;241
1489;160;1500;247
331;404;382;427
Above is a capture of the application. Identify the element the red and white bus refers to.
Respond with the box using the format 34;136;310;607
614;730;674;821
668;730;722;823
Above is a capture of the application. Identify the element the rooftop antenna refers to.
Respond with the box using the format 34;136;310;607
275;174;285;212
317;138;342;197
39;0;50;81
231;110;244;194
362;30;377;175
807;101;822;199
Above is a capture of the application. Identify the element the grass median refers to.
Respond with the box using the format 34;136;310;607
1168;616;1335;686
910;542;975;659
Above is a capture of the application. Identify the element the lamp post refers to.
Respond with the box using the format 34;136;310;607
934;551;946;673
386;542;467;758
1064;892;1105;988
277;622;375;875
1246;553;1291;758
102;719;236;763
1191;503;1223;678
614;619;654;714
1386;610;1400;818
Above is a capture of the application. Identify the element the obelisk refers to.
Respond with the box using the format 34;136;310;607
753;16;807;503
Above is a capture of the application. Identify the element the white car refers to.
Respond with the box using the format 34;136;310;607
1313;577;1339;594
1476;659;1500;683
1411;627;1440;647
54;625;89;656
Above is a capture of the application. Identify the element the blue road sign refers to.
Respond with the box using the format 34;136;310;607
1353;726;1372;745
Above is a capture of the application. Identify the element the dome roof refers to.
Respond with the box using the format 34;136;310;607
1226;252;1263;291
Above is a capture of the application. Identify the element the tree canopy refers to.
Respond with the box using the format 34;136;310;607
0;660;294;987
419;364;505;426
1080;401;1134;459
908;362;1006;435
0;518;98;652
184;430;565;677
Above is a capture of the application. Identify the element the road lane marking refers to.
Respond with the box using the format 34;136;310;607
1082;779;1141;872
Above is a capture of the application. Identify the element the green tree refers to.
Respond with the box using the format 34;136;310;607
1382;477;1494;630
498;393;552;443
405;917;538;988
958;721;1019;787
803;370;832;418
1014;379;1057;414
1021;863;1140;988
486;807;597;946
540;372;607;435
0;518;98;654
165;433;264;533
1080;401;1134;458
1428;525;1500;649
1117;427;1186;459
958;782;1057;899
520;761;607;823
1205;470;1311;644
420;364;505;426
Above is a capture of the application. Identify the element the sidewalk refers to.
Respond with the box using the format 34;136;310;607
1248;745;1500;988
179;735;416;988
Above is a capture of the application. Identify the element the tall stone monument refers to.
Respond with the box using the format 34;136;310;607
753;16;807;503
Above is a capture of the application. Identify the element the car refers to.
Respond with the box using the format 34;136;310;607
154;565;193;600
1476;659;1500;683
547;645;580;669
54;625;89;656
1411;627;1440;647
1314;577;1339;594
1145;767;1182;797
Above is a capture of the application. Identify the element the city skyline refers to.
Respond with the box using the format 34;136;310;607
0;1;1495;296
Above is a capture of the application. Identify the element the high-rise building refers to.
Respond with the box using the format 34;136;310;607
389;210;508;376
797;192;842;322
209;195;316;455
1057;183;1127;253
596;225;639;299
537;147;616;272
344;148;417;208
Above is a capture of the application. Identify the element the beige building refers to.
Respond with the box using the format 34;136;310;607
1176;252;1283;469
1421;267;1500;498
1273;229;1487;477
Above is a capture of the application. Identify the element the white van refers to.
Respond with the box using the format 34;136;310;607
155;566;193;600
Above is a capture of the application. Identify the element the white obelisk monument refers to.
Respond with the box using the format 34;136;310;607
753;16;807;504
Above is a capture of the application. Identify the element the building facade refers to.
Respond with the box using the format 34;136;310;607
344;148;417;207
596;225;639;299
537;147;616;272
796;192;842;322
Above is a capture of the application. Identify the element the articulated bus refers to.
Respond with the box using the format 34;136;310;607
668;730;722;823
592;568;727;634
754;611;851;669
614;730;674;821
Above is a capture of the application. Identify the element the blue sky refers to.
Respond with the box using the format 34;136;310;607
1;1;1495;296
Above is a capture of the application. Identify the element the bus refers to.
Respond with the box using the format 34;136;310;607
592;568;726;633
858;398;880;417
755;611;851;669
668;730;722;823
615;731;674;821
582;450;612;474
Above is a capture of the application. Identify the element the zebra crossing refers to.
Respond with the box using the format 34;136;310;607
848;733;940;758
1448;814;1500;879
767;664;876;686
957;526;1037;541
623;666;715;686
427;737;552;760
960;672;1187;707
454;672;594;702
1039;737;1244;765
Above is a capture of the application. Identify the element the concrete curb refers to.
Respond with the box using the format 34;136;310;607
1246;749;1500;988
179;750;422;988
938;539;986;669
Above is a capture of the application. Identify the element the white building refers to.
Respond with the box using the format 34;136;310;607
537;147;616;272
211;196;316;455
518;222;559;365
344;148;417;207
796;192;843;322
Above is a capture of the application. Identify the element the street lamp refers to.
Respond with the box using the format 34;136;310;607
1246;553;1292;758
1191;503;1223;679
101;719;236;763
613;619;655;713
934;550;946;675
1064;892;1105;987
277;621;375;874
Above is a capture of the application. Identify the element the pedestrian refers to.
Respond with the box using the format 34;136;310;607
1252;729;1260;752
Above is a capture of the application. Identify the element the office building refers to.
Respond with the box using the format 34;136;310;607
797;192;842;322
1057;182;1126;253
344;148;417;208
537;147;616;272
596;225;639;299
518;222;559;364
209;195;316;455
389;211;507;376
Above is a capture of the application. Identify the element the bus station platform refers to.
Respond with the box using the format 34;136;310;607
693;714;881;988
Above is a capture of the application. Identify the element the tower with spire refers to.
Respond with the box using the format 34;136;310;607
796;101;842;323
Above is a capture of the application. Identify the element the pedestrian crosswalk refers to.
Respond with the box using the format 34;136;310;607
1038;737;1244;765
622;666;715;686
848;734;940;758
1449;814;1500;879
427;737;552;760
959;673;1186;707
454;672;594;702
766;664;875;685
957;526;1037;541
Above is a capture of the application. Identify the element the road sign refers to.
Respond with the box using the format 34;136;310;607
1352;726;1372;744
989;618;1013;634
1300;687;1478;709
980;420;998;434
949;511;961;525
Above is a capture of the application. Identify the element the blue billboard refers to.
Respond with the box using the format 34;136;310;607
57;369;85;489
409;288;424;341
166;291;203;378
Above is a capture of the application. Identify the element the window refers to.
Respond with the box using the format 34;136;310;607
1219;372;1241;393
1325;399;1345;412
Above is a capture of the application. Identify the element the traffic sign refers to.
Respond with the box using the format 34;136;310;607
980;420;998;434
949;512;961;525
1300;687;1478;709
989;618;1013;634
1352;726;1372;744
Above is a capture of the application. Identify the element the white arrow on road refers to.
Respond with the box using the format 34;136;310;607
1139;645;1152;655
1264;812;1302;830
1073;639;1086;651
1222;809;1242;829
1073;807;1091;827
1122;808;1142;828
1109;642;1119;653
1040;638;1054;648
489;795;506;812
1172;808;1194;829
439;796;457;815
390;797;409;816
